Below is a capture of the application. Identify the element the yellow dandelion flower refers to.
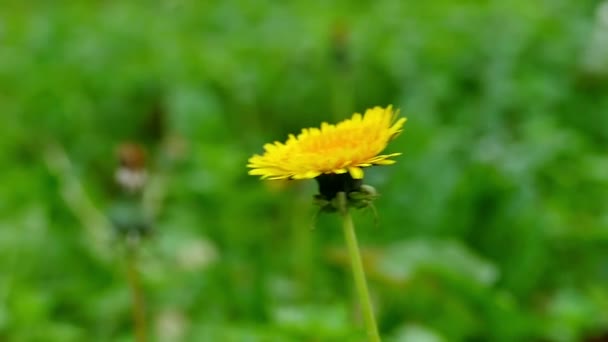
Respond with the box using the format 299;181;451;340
247;105;407;181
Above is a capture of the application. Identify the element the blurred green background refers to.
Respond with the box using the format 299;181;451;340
2;1;608;341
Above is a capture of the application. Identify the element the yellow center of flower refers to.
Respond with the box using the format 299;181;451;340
247;106;407;180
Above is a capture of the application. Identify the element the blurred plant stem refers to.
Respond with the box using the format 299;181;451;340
291;187;315;298
337;192;381;342
43;142;112;260
331;72;354;121
126;246;147;342
330;21;353;120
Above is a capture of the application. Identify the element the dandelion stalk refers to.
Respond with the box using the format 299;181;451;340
337;192;381;342
126;247;147;342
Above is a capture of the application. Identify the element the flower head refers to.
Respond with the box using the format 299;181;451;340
247;106;406;181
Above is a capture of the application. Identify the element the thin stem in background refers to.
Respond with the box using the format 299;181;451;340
43;143;112;260
126;248;147;342
337;192;381;342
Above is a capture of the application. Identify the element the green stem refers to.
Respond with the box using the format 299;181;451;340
337;192;381;342
126;248;147;342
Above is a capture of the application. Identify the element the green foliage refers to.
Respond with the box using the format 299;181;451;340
1;0;608;341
